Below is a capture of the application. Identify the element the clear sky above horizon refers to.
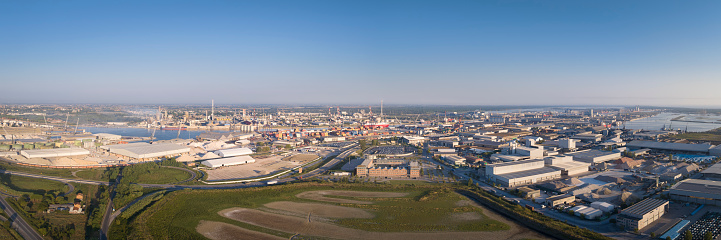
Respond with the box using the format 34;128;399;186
1;0;720;107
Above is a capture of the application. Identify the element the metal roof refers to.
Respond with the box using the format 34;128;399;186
702;163;721;175
620;198;668;218
496;167;560;180
107;143;190;159
626;140;713;153
671;179;721;193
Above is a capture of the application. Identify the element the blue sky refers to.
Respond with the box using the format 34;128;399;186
1;0;720;106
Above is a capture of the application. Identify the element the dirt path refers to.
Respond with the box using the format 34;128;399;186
219;207;549;240
295;190;408;204
264;201;374;219
196;220;285;240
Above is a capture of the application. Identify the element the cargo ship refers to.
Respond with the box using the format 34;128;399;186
160;126;187;131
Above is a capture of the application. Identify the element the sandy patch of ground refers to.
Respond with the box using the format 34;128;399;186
205;155;299;181
220;207;548;240
455;200;472;207
196;220;285;240
264;201;374;219
283;154;319;163
296;190;408;204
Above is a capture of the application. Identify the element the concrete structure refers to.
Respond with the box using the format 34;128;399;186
214;147;253;158
590;202;616;213
571;133;602;142
546;194;575;207
93;133;122;141
321;136;346;142
558;139;577;150
566;150;621;164
102;143;190;161
201;155;256;168
486;159;562;188
702;163;721;180
355;158;420;178
401;136;427;145
669;179;721;206
518;186;541;199
616;198;668;231
20;148;90;159
544;155;590;176
626;140;714;154
443;155;466;166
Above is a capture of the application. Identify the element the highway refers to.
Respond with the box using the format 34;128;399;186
0;196;44;240
0;144;358;239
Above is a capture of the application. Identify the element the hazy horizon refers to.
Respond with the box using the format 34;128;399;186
2;1;720;107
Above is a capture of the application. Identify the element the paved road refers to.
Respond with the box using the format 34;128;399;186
163;166;197;184
100;172;122;240
0;196;43;240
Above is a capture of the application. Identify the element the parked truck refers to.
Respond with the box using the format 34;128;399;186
266;180;278;185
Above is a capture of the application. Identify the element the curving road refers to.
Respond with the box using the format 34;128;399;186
0;144;359;240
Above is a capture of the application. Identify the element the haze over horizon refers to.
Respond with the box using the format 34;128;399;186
2;1;720;107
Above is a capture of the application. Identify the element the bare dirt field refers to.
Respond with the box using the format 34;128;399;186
295;190;408;204
219;207;548;240
263;201;374;219
196;220;285;240
282;154;319;163
205;155;299;180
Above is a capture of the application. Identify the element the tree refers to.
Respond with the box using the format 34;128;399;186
650;232;656;238
468;178;473;186
705;231;713;240
685;230;692;240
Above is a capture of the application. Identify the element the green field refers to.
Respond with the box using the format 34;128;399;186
0;161;76;179
132;167;191;184
0;174;68;196
674;127;721;142
75;168;111;181
126;182;509;239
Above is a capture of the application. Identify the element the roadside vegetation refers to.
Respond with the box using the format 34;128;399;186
0;174;67;197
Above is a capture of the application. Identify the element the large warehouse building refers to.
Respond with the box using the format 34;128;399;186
20;148;90;159
669;179;721;206
103;143;190;161
201;155;256;168
566;150;621;164
545;156;590;176
214;148;253;158
616;198;669;231
486;159;562;188
626;141;715;155
701;163;721;180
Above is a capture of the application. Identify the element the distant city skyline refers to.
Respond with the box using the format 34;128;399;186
1;1;720;107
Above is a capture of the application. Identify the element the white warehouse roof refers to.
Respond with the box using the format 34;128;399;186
105;143;190;159
20;148;90;159
201;155;256;168
214;148;253;158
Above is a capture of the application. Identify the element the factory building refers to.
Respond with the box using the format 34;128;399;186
93;133;122;141
201;155;256;168
214;148;253;158
566;150;621;164
102;143;190;161
355;158;420;178
545;155;590;176
486;159;562;188
443;155;466;166
401;136;427;146
546;194;575;207
702;163;721;180
616;198;669;231
626;141;715;155
571;133;602;142
20;148;90;159
669;179;721;206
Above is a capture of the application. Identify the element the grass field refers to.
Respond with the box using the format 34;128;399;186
0;161;77;179
129;182;511;239
75;168;110;181
674;127;721;142
132;167;191;184
0;174;67;196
